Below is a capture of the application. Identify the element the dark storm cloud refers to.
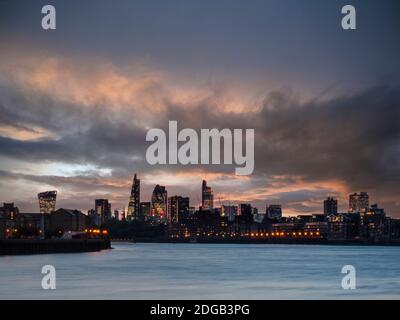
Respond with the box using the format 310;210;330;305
0;74;399;214
0;0;399;214
1;0;400;94
0;81;151;174
255;85;400;191
1;76;399;194
163;84;400;191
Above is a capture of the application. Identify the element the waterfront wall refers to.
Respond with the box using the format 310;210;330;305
120;237;400;246
0;239;111;255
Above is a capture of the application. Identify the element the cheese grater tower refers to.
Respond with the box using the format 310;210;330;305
127;173;140;221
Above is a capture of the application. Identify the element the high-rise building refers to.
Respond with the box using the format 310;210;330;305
324;197;338;215
266;204;282;220
201;180;214;210
38;191;57;214
127;173;140;221
95;199;111;225
140;202;151;221
179;197;190;221
368;203;385;216
168;196;190;224
349;192;369;213
151;185;168;224
87;209;100;226
0;202;19;219
240;203;253;224
168;196;180;224
240;203;252;216
222;205;238;222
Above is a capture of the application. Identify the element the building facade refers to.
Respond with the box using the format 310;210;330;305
324;197;338;215
168;196;190;224
127;173;141;221
201;180;214;210
349;192;369;213
266;204;282;220
48;208;88;234
38;191;57;214
151;185;168;224
140;202;151;222
95;199;111;225
0;202;19;220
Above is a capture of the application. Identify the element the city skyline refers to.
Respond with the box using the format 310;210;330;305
3;174;393;220
0;1;399;217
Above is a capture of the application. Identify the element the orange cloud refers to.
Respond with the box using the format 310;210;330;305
0;124;56;141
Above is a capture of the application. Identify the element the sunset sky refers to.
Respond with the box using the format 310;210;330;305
0;0;399;216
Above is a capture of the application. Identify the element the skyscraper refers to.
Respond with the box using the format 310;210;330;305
168;196;179;224
201;180;214;210
0;202;19;220
349;192;369;213
151;185;168;224
222;205;238;222
127;173;140;221
240;203;253;224
95;199;111;225
168;196;190;224
266;204;282;220
324;197;338;215
179;197;190;221
140;202;151;222
38;191;57;214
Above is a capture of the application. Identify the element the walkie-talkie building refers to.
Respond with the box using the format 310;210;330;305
38;191;57;214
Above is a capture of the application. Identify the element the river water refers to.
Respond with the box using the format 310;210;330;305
0;242;399;299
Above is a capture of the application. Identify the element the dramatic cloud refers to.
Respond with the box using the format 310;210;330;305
0;52;399;216
0;0;399;215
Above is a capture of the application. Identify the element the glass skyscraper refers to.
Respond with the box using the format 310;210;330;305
127;173;140;221
201;180;214;210
349;192;369;213
38;191;57;214
151;185;168;224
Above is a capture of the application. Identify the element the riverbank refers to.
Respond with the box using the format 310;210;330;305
114;237;400;246
0;239;111;255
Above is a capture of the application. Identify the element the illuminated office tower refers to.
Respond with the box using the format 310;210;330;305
168;196;190;224
140;202;151;221
127;173;140;221
201;180;214;210
349;192;369;213
179;197;190;221
95;199;111;225
38;191;57;214
0;202;19;220
222;205;238;222
266;204;282;220
324;197;338;215
151;185;168;224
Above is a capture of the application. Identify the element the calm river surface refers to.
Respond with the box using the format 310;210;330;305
1;242;399;299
